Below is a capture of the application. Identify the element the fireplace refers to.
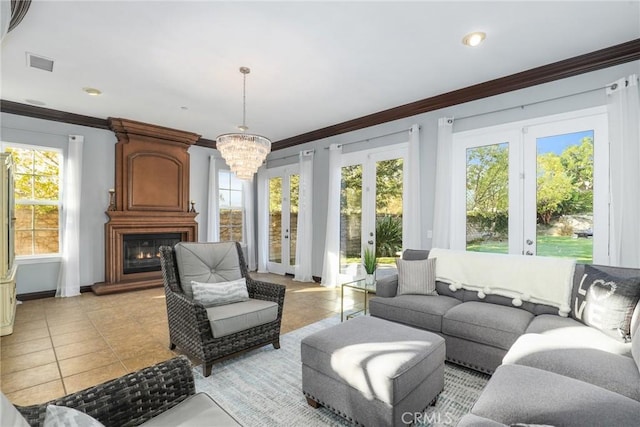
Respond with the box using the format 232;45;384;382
92;118;200;295
123;233;181;274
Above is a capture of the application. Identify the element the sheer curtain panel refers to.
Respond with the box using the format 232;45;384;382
432;118;454;249
207;155;220;242
294;150;314;282
56;135;84;297
404;124;422;249
242;180;257;271
607;75;640;267
321;144;343;287
257;167;269;272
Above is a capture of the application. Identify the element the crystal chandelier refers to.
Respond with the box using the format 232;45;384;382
216;67;271;181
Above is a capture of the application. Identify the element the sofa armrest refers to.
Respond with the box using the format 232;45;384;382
247;278;286;319
16;356;195;427
376;274;399;297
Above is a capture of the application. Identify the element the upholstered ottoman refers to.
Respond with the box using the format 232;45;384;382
301;316;445;426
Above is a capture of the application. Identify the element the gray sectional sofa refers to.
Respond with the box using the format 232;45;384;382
369;249;640;426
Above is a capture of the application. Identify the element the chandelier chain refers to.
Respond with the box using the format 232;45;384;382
242;71;247;129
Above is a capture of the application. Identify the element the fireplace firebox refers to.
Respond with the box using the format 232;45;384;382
123;233;181;274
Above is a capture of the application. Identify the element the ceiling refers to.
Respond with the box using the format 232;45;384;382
1;1;639;145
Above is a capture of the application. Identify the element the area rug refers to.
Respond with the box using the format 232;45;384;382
194;316;490;426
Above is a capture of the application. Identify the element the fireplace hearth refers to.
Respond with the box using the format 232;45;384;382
92;118;200;295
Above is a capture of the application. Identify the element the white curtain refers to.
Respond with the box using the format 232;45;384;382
432;117;454;249
207;155;220;242
321;144;343;287
294;150;314;282
256;166;269;272
0;1;10;43
56;135;84;297
607;75;640;268
403;124;422;249
242;180;257;271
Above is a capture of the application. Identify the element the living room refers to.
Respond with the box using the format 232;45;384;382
1;1;640;426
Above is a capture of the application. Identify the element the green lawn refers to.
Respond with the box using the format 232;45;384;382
467;235;593;263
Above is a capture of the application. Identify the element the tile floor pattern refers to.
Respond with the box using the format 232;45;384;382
0;273;371;406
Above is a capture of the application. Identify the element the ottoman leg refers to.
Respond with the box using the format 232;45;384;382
306;396;321;409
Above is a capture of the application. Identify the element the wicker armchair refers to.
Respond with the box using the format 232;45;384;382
159;241;286;377
16;356;194;427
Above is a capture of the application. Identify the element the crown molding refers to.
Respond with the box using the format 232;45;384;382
2;39;639;152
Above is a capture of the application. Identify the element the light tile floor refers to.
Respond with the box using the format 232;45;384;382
0;273;371;406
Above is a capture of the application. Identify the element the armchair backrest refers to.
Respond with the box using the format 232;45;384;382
164;241;247;299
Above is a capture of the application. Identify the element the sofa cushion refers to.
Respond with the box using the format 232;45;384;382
191;278;249;307
206;298;278;338
577;265;640;341
396;257;437;296
504;333;640;400
471;364;640;427
174;242;242;299
140;392;241;427
524;313;584;333
370;294;461;332
457;414;507;427
443;302;533;350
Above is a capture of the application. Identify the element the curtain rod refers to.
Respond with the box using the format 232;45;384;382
323;127;413;150
453;83;617;122
266;148;315;164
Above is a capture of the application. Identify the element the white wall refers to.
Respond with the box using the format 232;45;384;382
2;60;638;292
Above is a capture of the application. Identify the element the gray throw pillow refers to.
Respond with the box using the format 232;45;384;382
44;405;105;427
191;278;249;307
581;265;640;341
396;257;437;296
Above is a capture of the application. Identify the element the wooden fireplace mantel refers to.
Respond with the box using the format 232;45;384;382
92;119;201;295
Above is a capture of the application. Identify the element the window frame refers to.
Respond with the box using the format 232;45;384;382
2;142;64;261
217;169;245;244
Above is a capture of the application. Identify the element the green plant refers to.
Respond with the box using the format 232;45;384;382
375;215;402;257
363;247;377;274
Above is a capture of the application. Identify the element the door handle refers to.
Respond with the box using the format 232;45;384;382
526;239;533;245
284;235;289;239
525;250;533;255
368;240;374;245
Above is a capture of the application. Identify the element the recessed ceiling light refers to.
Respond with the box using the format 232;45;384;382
180;106;189;110
25;99;46;106
462;32;486;47
83;87;102;96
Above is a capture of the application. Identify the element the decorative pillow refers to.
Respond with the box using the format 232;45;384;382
396;257;437;296
191;278;249;307
580;265;640;341
44;405;105;427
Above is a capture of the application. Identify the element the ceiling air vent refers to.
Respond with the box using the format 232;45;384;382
26;52;54;72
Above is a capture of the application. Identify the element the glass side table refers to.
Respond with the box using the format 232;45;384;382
341;278;377;321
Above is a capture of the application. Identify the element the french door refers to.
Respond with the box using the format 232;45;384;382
452;108;608;264
266;165;299;275
339;145;408;279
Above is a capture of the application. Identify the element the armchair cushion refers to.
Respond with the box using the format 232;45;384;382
1;393;30;427
192;278;249;307
174;242;243;299
140;393;241;427
206;298;278;338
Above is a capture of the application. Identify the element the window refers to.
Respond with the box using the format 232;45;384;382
5;145;62;257
218;170;244;242
452;108;608;264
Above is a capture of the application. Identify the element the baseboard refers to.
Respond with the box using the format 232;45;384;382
17;285;93;301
